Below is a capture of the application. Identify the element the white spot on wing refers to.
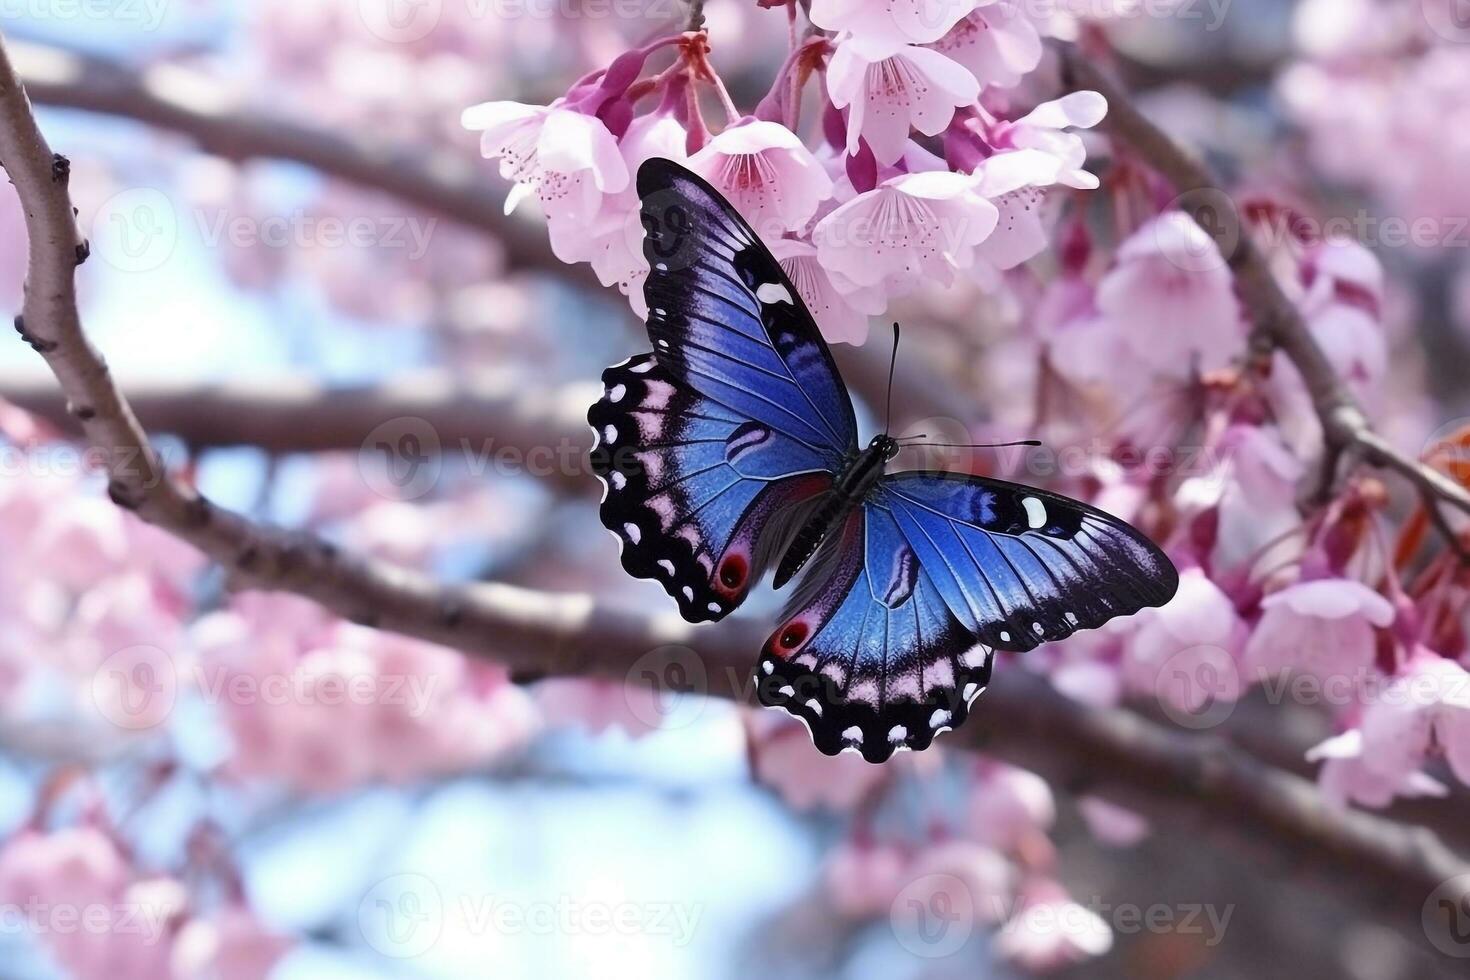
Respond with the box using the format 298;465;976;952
962;683;978;702
1022;496;1047;529
805;699;823;717
761;660;774;675
610;471;627;490
756;282;793;305
999;630;1011;642
607;384;626;403
929;709;951;728
887;725;908;743
630;361;654;374
657;559;675;576
623;522;641;544
842;726;863;744
603;424;617;443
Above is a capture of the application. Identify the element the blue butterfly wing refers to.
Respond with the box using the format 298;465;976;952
882;472;1178;651
756;502;995;763
636;158;859;458
589;160;858;623
758;474;1177;761
590;353;835;622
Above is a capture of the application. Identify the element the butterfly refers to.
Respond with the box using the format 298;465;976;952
589;159;1179;763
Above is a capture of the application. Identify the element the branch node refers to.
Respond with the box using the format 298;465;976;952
49;152;68;183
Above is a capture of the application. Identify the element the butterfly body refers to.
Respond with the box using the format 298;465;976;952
773;434;900;590
589;159;1179;762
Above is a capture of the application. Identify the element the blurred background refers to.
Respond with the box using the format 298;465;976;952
2;1;1470;978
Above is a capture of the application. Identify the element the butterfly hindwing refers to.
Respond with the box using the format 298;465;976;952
637;159;858;459
757;474;1177;761
589;353;835;623
756;503;995;763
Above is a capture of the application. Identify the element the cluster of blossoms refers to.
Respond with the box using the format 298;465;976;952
0;822;288;979
1281;0;1470;339
462;0;1109;342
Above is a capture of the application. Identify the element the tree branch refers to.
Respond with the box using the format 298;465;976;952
1055;44;1470;540
0;371;597;494
4;32;1469;923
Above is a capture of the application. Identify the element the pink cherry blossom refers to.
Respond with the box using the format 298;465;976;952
1245;579;1395;685
824;840;910;917
687;120;833;237
1121;568;1248;714
534;678;664;737
0;828;184;979
810;0;981;45
966;760;1055;851
827;36;980;164
970;148;1064;272
170;905;292;980
1176;424;1306;578
1096;212;1245;379
930;1;1043;89
1077;797;1150;847
747;713;890;810
1307;729;1449;809
814;170;999;296
990;92;1109;189
462;101;628;262
1357;653;1470;785
588;111;689;318
904;839;1016;924
1298;240;1388;404
995;878;1113;970
769;238;883;344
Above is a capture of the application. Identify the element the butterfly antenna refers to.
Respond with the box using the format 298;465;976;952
899;439;1044;450
883;322;900;436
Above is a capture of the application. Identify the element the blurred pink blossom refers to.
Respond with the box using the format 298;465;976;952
966;760;1055;851
1357;652;1470;785
995;878;1113;971
169;904;292;980
1096;212;1244;379
1121;568;1248;713
747;714;889;810
1307;728;1449;809
1077;797;1150;847
823;840;909;917
1245;579;1395;685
